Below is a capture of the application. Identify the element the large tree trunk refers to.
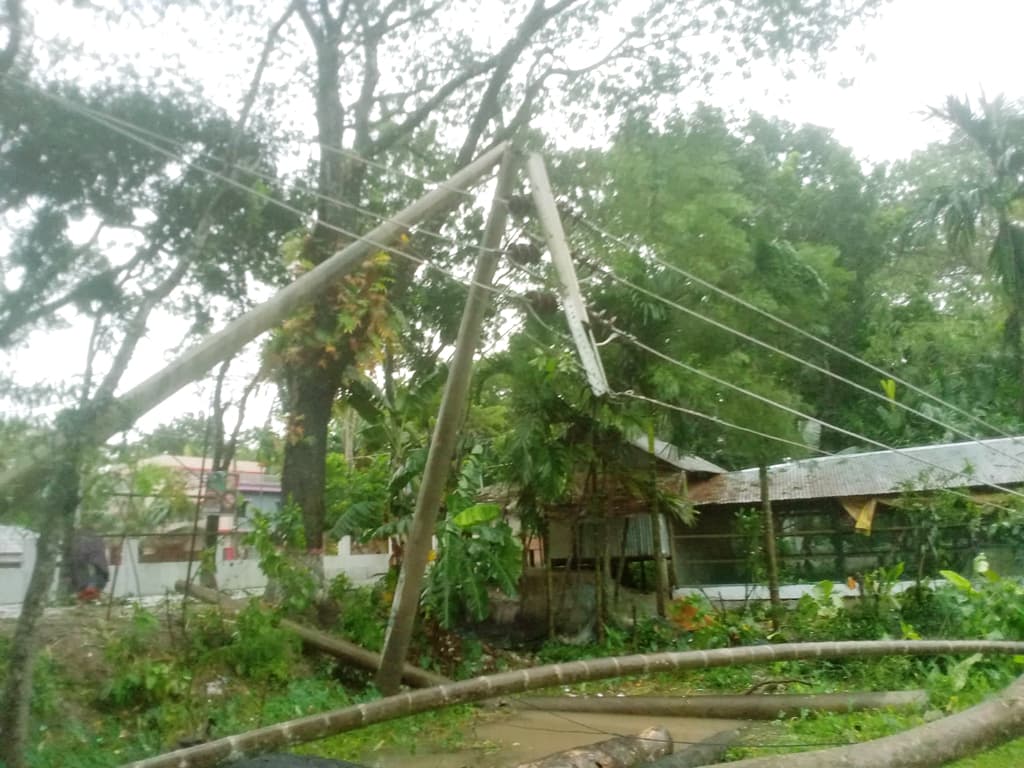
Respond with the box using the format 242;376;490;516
124;640;1024;768
514;726;671;768
280;12;352;551
0;446;79;768
281;373;336;551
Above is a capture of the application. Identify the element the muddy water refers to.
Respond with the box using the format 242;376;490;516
360;708;743;768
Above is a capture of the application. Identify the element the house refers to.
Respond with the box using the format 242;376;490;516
542;435;724;570
139;454;282;517
117;455;282;563
483;432;725;634
673;436;1024;602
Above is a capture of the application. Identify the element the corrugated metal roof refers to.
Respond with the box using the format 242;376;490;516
627;436;726;474
687;436;1024;506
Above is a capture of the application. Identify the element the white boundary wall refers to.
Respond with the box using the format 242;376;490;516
0;535;391;608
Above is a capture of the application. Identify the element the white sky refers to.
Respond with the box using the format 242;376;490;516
4;0;1024;438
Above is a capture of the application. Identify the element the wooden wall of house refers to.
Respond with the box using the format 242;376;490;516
547;514;671;562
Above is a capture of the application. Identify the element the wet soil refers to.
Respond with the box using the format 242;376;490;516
361;708;744;768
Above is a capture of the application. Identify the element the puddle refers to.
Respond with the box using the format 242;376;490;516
359;708;743;767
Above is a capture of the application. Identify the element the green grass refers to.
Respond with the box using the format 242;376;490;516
950;739;1024;766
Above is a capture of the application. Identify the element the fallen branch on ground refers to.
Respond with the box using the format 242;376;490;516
175;581;449;689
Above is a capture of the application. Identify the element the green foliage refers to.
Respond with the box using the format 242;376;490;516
221;602;301;685
328;573;390;652
100;608;188;710
424;451;522;629
243;502;318;614
326;453;393;541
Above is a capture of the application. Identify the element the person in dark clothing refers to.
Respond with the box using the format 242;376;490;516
70;530;109;600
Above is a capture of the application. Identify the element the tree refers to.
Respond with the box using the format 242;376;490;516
928;95;1024;417
0;59;294;768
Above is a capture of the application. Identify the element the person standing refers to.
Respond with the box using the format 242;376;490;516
69;529;109;601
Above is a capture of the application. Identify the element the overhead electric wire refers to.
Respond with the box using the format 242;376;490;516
13;80;518;304
500;247;1024;502
24;80;1024;514
602;319;1024;514
578;217;1020;442
13;84;505;257
524;221;1024;477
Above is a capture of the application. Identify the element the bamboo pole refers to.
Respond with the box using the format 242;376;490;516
125;640;1024;768
175;581;448;689
375;150;518;695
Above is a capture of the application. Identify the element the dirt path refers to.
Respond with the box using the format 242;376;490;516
362;708;744;767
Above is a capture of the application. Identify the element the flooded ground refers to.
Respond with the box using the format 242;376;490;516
361;707;744;767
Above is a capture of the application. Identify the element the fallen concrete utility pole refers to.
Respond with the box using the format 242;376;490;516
124;639;1024;768
648;727;746;768
175;581;449;689
515;690;928;719
0;142;509;497
514;726;671;768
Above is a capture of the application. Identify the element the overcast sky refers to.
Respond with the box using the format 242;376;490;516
5;0;1024;438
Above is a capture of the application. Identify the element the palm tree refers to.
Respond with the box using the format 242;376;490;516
931;95;1024;415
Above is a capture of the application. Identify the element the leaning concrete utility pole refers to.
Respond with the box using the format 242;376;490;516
525;153;608;397
0;143;510;497
375;150;519;695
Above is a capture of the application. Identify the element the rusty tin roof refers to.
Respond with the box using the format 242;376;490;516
687;436;1024;506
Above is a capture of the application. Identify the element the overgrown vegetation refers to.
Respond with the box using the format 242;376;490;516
4;549;1024;766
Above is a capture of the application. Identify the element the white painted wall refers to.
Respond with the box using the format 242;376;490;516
0;534;392;608
0;528;37;605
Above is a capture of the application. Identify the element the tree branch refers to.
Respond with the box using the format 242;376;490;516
455;0;581;166
91;256;191;404
230;1;299;162
0;0;23;78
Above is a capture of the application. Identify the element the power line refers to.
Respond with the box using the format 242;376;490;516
603;320;1024;514
13;84;505;257
14;80;516;305
578;217;1019;442
549;225;1024;476
497;257;842;461
616;391;830;458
